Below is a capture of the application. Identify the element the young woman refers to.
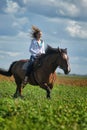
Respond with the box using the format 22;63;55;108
24;25;45;83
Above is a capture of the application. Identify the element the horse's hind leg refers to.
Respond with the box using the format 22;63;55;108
13;77;22;98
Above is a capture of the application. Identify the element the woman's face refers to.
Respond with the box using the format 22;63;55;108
36;31;42;39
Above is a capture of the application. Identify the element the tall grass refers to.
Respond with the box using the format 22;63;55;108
0;80;87;130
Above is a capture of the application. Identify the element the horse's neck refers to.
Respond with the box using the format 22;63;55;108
44;54;58;73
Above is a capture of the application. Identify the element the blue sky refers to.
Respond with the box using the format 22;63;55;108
0;0;87;75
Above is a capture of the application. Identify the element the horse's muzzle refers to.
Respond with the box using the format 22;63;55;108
64;67;71;74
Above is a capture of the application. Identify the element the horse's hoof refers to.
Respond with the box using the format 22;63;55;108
47;95;51;99
13;94;24;99
13;95;18;98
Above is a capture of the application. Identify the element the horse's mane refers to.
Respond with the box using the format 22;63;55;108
45;45;58;54
45;45;67;55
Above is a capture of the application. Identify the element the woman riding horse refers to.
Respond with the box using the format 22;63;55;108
23;25;45;84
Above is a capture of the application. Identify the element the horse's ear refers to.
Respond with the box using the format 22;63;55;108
65;48;67;54
58;47;61;53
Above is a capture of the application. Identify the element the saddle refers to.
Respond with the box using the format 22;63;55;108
22;61;29;70
22;54;45;72
22;58;42;71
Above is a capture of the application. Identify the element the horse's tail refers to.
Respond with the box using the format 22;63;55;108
0;61;17;77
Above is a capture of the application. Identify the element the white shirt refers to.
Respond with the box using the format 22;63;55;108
29;39;45;56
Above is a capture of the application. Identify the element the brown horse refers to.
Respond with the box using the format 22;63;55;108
0;45;71;98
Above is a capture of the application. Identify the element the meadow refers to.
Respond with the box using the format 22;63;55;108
0;75;87;130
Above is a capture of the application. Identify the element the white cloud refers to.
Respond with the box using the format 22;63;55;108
12;17;29;29
23;0;30;4
5;0;26;14
5;0;20;14
66;20;87;39
57;1;79;17
0;50;20;57
80;0;87;7
17;31;29;38
19;0;80;18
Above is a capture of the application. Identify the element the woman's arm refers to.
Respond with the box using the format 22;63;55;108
42;41;45;54
29;40;37;54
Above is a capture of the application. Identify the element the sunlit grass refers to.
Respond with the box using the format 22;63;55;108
0;79;87;130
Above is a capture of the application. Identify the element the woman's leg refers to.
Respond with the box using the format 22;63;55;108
23;56;35;83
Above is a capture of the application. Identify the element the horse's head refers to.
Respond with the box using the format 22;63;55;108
45;45;71;74
57;47;71;74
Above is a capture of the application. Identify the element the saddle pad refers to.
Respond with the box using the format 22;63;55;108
22;61;29;70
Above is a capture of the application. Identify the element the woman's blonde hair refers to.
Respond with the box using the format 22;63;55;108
30;25;41;38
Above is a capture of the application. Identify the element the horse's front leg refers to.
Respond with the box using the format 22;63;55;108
14;86;22;98
40;83;51;98
14;86;19;98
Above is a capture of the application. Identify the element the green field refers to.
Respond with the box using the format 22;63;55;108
0;77;87;130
